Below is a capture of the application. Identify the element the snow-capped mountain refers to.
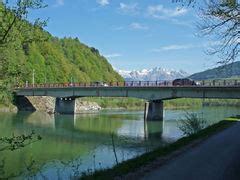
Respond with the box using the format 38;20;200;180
118;67;189;81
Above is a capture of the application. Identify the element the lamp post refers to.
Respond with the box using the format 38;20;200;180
32;69;35;87
44;69;47;83
70;76;73;86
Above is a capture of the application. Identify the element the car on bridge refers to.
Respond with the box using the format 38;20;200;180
92;81;109;87
172;78;198;86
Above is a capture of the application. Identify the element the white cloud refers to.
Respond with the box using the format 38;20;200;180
104;54;122;58
162;44;194;51
96;0;109;6
119;3;139;14
170;18;194;28
151;41;222;52
55;0;64;6
151;44;194;52
147;5;188;19
113;26;124;31
130;22;148;30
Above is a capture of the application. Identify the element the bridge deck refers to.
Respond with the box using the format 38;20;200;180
14;81;240;100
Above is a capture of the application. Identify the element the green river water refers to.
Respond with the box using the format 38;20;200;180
0;106;239;179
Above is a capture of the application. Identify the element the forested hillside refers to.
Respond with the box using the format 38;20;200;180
13;37;123;84
189;61;240;80
0;3;123;105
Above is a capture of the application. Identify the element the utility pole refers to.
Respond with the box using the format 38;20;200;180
45;66;47;83
44;70;47;83
32;69;35;87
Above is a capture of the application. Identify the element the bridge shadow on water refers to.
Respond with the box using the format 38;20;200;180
0;111;170;179
7;111;165;145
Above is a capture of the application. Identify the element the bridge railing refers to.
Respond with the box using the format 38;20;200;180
15;79;240;89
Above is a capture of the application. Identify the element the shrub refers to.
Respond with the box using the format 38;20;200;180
178;112;207;136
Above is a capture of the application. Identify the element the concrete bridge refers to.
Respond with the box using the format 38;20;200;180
14;80;240;121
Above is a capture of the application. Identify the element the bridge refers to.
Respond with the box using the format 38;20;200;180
14;80;240;121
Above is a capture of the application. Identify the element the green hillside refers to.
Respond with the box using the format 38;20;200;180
189;61;240;80
15;37;123;83
0;4;123;105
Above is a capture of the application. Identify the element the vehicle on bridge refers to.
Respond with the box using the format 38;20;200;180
92;81;109;87
172;78;198;86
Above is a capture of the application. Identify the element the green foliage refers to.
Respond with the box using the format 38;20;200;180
82;98;240;110
82;97;145;109
165;98;202;109
0;130;42;178
0;131;42;152
0;0;47;45
178;112;207;136
0;3;123;105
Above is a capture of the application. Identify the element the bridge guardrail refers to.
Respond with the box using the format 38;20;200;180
15;79;240;89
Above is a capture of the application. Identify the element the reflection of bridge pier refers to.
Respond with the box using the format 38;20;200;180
54;114;76;130
144;120;163;139
25;112;55;129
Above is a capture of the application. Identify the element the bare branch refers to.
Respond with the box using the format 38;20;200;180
198;0;239;64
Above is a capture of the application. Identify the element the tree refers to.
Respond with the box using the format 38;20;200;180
0;0;47;104
199;0;239;64
0;0;47;45
174;0;239;64
0;131;42;178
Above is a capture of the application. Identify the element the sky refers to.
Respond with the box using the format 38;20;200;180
27;0;226;74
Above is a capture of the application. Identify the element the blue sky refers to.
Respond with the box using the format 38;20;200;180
28;0;223;74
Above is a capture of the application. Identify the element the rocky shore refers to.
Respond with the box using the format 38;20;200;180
0;96;101;114
75;100;101;113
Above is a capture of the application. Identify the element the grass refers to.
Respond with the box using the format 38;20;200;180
81;97;240;110
81;117;240;180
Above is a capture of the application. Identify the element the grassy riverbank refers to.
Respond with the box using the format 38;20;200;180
82;97;240;110
82;97;203;110
81;117;240;180
1;97;240;112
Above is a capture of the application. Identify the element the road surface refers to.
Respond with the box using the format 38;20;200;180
141;122;240;180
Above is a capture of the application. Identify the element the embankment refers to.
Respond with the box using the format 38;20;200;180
1;96;101;114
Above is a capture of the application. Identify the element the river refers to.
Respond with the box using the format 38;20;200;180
0;106;239;179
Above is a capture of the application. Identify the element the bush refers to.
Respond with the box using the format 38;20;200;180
178;112;207;136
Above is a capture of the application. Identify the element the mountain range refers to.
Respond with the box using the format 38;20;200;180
118;61;240;81
118;68;189;81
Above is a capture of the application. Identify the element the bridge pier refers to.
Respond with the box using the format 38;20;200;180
55;97;76;114
144;100;163;121
14;96;36;112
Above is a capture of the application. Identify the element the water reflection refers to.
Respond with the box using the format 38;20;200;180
21;112;164;143
0;106;239;179
144;121;163;139
26;112;55;129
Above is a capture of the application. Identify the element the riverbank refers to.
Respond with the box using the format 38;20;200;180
0;97;101;114
83;97;240;110
0;104;17;113
1;97;240;113
81;117;240;180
